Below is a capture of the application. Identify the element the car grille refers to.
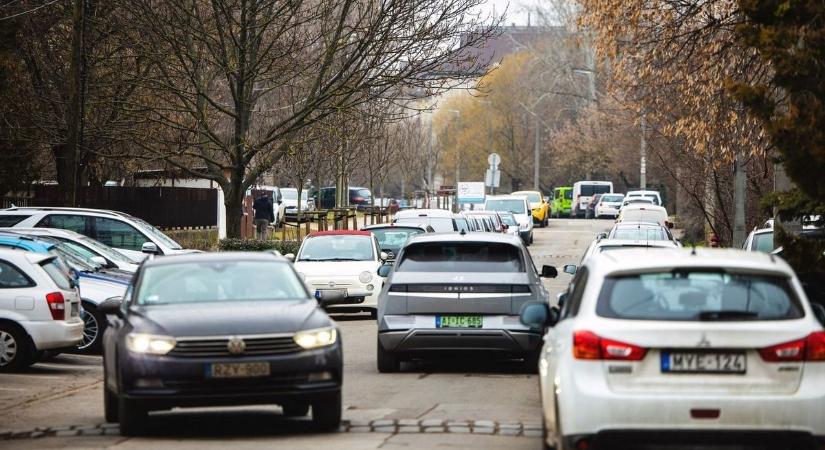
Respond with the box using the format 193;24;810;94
169;335;302;357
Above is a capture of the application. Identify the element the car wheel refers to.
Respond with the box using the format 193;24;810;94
118;396;148;436
104;384;119;423
78;302;106;354
283;402;310;417
0;324;35;372
529;232;534;245
311;391;342;431
376;338;400;373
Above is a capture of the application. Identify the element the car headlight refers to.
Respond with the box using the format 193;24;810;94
294;327;337;350
359;270;373;284
125;333;176;355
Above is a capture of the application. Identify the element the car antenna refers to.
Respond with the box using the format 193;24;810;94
459;229;466;236
690;244;696;256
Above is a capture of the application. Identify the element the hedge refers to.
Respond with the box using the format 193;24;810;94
218;238;302;255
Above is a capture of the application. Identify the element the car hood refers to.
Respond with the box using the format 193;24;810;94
128;299;329;337
294;260;379;277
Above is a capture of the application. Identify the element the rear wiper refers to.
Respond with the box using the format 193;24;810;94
698;310;759;321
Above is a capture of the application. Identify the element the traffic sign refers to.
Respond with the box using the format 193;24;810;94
487;153;501;167
485;169;500;188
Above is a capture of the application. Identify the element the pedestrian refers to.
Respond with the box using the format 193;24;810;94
253;192;274;240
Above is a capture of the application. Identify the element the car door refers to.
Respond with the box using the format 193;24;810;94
0;258;38;321
36;214;93;236
92;217;152;259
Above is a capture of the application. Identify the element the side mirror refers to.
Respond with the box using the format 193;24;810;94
666;221;674;229
519;301;559;328
563;264;577;275
141;242;160;255
556;292;568;309
596;232;607;241
377;265;392;277
284;253;295;262
90;256;108;267
379;251;388;262
540;265;558;278
812;303;825;328
98;296;123;317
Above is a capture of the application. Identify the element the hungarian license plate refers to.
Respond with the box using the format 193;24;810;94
661;351;746;374
209;362;270;378
315;289;347;301
435;315;483;328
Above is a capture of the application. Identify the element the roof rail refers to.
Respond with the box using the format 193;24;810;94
2;206;126;218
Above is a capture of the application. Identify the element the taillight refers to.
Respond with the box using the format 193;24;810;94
759;332;825;362
573;330;647;361
46;292;65;320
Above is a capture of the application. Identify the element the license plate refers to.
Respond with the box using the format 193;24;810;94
315;289;347;301
71;302;79;317
209;362;270;378
661;351;746;374
435;315;483;328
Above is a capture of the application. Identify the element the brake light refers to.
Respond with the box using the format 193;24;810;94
573;330;647;361
759;332;825;362
353;196;365;202
46;292;65;320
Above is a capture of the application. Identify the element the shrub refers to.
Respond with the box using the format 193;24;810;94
218;238;302;255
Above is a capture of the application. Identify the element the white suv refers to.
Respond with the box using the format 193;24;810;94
521;248;825;450
0;207;198;261
0;249;83;371
484;196;534;245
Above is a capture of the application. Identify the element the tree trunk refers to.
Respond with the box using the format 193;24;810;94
225;171;245;238
64;0;86;206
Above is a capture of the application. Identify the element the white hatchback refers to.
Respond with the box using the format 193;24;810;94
521;248;825;450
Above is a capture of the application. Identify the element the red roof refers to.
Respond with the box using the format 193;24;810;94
308;230;372;237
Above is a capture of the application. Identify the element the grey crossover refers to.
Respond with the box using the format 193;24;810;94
375;233;557;372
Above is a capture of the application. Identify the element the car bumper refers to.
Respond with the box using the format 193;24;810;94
378;328;542;355
117;344;342;410
306;279;380;311
564;430;824;450
21;319;84;350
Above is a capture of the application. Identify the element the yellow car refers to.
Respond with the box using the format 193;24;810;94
511;190;550;227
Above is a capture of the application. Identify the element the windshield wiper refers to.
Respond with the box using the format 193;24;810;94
316;257;362;261
698;310;759;321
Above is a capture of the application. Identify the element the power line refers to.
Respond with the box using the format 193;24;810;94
0;0;61;22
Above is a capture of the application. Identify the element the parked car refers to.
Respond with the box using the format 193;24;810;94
551;186;573;218
593;193;625;219
511;190;550;227
521;248;825;450
362;223;433;261
484;196;533;244
0;207;199;261
249;185;287;226
0;232;129;353
100;252;343;435
0;248;83;371
314;186;373;209
498;212;521;237
607;221;679;244
571;181;613;218
616;204;672;228
393;209;457;233
584;194;603;219
375;233;557;373
621;197;656;210
579;237;681;263
281;188;315;218
288;230;388;317
625;189;663;206
6;227;139;272
464;211;506;233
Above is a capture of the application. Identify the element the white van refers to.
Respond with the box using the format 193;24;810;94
571;181;613;218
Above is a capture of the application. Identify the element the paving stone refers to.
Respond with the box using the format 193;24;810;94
499;422;522;430
420;419;445;427
446;426;471;434
104;428;120;436
499;428;522;436
523;428;543;437
397;419;419;427
81;429;103;436
473;427;495;435
336;425;349;433
397;426;419;433
371;419;395;427
374;426;397;433
50;426;73;432
99;423;119;429
30;431;46;439
445;421;470;427
348;419;371;427
11;432;31;439
423;426;445;433
55;430;80;437
523;422;542;431
349;426;371;433
473;420;496;428
77;426;99;432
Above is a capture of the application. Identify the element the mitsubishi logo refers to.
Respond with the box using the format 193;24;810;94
696;334;711;348
227;336;246;355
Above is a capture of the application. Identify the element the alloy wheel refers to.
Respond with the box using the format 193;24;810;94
0;331;18;367
78;309;99;350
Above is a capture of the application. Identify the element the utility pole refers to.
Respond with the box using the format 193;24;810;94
447;109;461;185
732;154;747;247
640;111;647;190
533;117;540;189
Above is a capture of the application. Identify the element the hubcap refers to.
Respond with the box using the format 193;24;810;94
0;331;18;366
78;310;99;350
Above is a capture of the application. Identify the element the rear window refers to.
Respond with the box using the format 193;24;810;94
753;232;774;253
485;199;526;215
397;242;525;273
0;215;30;227
596;271;803;321
580;184;612;196
601;195;624;203
40;259;73;290
611;227;667;241
395;217;455;232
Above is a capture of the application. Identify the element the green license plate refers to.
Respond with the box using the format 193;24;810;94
435;315;483;328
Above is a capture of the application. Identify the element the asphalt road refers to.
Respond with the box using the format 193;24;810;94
0;219;613;449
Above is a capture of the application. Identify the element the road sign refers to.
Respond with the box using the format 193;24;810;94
487;153;501;167
485;169;500;188
457;182;486;204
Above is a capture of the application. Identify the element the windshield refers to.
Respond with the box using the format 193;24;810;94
601;195;625;203
370;228;424;252
485;199;526;215
395;217;455;232
753;232;774;252
596;271;803;321
397;242;524;273
298;235;374;261
136;261;307;305
620;209;667;224
52;246;96;272
76;236;138;265
130;217;182;250
282;189;308;200
516;192;541;203
611;227;667;241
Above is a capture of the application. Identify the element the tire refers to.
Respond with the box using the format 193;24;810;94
283;402;310;417
103;364;119;423
78;302;106;354
369;309;378;320
118;396;148;436
0;323;35;372
529;232;534;245
311;391;342;431
376;338;400;373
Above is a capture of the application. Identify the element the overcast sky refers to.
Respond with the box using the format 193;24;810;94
474;0;543;26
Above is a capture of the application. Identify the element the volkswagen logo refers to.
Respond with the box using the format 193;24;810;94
227;336;246;355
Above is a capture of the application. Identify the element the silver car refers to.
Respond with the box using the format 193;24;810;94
375;233;557;373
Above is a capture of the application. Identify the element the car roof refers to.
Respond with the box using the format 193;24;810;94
142;251;286;267
1;206;129;218
485;195;529;201
404;232;522;245
626;190;660;195
307;230;372;237
621;204;667;213
0;247;53;264
587;247;793;277
613;221;666;229
596;239;679;248
511;190;541;195
6;227;86;239
394;209;453;218
362;224;426;231
0;233;56;252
